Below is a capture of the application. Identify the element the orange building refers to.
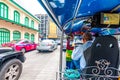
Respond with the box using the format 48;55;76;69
35;14;61;40
48;20;58;39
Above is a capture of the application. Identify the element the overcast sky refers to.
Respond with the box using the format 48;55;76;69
14;0;46;15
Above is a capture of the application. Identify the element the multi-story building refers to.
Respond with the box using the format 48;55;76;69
35;14;49;39
0;0;40;44
57;27;62;39
35;14;62;40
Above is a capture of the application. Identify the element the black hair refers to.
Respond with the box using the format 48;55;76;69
83;32;92;41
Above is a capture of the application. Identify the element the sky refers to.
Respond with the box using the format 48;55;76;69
14;0;46;15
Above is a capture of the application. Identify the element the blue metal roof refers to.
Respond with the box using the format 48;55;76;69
38;0;120;35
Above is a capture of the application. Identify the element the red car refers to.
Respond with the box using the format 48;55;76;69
13;40;37;53
1;40;16;47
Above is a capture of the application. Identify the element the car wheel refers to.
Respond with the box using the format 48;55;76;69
51;49;54;52
38;50;41;52
21;48;26;53
0;59;22;80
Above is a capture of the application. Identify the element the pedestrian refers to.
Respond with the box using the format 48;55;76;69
66;34;74;69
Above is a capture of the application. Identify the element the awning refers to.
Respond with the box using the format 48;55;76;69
38;0;120;34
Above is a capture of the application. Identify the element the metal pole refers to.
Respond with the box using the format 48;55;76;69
59;29;64;80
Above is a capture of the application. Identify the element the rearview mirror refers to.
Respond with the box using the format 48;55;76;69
91;12;120;28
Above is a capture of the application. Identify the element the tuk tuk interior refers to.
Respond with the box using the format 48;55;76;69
38;0;120;79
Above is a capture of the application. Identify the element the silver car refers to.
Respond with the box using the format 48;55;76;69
37;39;57;52
62;40;67;51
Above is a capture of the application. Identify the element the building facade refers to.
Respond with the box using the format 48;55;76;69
35;14;62;40
48;20;58;39
57;27;62;39
0;0;40;44
35;14;49;39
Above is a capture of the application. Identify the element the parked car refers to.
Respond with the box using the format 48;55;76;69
55;39;61;45
37;39;57;52
0;47;25;80
13;39;37;53
1;40;16;47
62;40;67;51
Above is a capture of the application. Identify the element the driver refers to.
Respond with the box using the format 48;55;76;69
80;32;93;70
71;32;93;70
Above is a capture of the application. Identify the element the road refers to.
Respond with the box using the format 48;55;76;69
19;46;62;80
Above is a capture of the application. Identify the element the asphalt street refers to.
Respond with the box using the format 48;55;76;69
19;46;62;80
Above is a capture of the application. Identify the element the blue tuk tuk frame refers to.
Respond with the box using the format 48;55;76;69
38;0;120;79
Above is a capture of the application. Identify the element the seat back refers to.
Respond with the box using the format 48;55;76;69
83;47;91;66
83;35;119;79
90;35;119;67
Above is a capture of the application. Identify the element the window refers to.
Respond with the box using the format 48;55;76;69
41;20;44;23
13;31;21;41
45;16;48;19
31;34;34;42
31;20;34;28
38;16;40;19
0;28;10;44
24;40;29;43
45;20;48;23
24;33;29;40
0;2;8;18
41;16;44;19
24;17;29;26
14;11;20;23
41;24;44;27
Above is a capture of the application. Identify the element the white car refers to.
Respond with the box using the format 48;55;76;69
37;39;57;52
62;40;67;51
55;39;61;45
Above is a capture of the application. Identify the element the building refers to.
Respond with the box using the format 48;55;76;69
48;20;58;39
35;14;49;39
0;0;40;44
57;27;62;39
35;14;62;40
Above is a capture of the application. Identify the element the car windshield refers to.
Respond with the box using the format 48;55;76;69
16;40;29;44
15;40;21;43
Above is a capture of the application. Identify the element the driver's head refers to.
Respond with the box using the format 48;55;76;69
82;32;92;43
